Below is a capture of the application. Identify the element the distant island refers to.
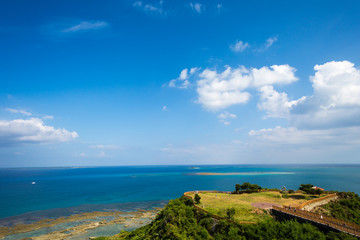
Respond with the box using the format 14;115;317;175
190;172;294;176
93;183;360;239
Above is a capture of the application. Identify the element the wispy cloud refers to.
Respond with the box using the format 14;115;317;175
254;36;278;52
42;115;54;120
90;144;122;150
265;36;278;48
133;1;166;16
61;21;108;33
218;112;237;125
5;108;32;116
44;20;109;38
189;2;203;13
230;40;250;52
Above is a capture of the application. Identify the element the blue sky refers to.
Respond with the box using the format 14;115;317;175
1;0;360;167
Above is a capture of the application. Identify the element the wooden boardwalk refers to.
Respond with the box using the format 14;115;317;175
272;206;360;237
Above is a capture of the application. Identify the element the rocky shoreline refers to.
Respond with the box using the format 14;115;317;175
0;208;161;240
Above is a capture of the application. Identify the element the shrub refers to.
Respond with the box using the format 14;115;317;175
195;193;201;204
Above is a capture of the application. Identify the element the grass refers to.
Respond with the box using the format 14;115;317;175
188;192;311;223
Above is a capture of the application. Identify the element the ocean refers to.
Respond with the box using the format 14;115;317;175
1;164;359;223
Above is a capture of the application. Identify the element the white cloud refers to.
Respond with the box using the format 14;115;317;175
0;118;78;146
265;37;278;48
249;126;360;147
254;36;278;52
133;1;165;15
162;105;168;111
251;65;298;87
90;144;122;150
218;112;237;125
5;108;32;116
290;61;360;129
258;85;306;118
42;115;54;120
230;40;250;52
189;2;203;13
195;65;297;110
61;21;108;33
250;60;360;149
168;67;199;89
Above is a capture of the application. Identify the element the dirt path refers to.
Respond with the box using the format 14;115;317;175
251;202;280;209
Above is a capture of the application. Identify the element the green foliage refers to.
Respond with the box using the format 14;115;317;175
282;194;289;198
299;184;324;195
123;196;211;240
234;182;262;194
288;189;295;194
322;192;360;224
110;196;356;240
299;184;314;193
226;207;235;220
194;193;201;204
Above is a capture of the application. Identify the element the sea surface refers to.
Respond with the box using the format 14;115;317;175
1;164;359;223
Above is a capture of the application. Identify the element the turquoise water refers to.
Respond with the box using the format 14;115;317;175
0;164;359;223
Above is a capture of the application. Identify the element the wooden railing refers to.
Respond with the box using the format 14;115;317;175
296;193;337;210
273;206;360;237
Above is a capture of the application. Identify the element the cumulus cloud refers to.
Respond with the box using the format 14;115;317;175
168;67;200;89
218;112;237;125
61;21;108;33
250;60;360;148
133;1;165;15
290;61;360;129
0;118;78;146
230;40;250;52
258;86;306;118
196;65;297;110
189;2;203;13
5;108;32;116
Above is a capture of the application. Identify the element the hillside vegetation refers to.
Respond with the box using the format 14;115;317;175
96;196;356;240
321;192;360;224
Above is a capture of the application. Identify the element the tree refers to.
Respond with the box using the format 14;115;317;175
241;182;252;191
235;184;241;192
315;188;323;196
194;193;201;204
299;184;314;194
226;207;236;220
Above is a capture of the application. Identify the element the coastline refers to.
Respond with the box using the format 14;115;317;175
0;201;166;240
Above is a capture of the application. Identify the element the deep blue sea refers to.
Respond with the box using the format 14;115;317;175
0;164;359;224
